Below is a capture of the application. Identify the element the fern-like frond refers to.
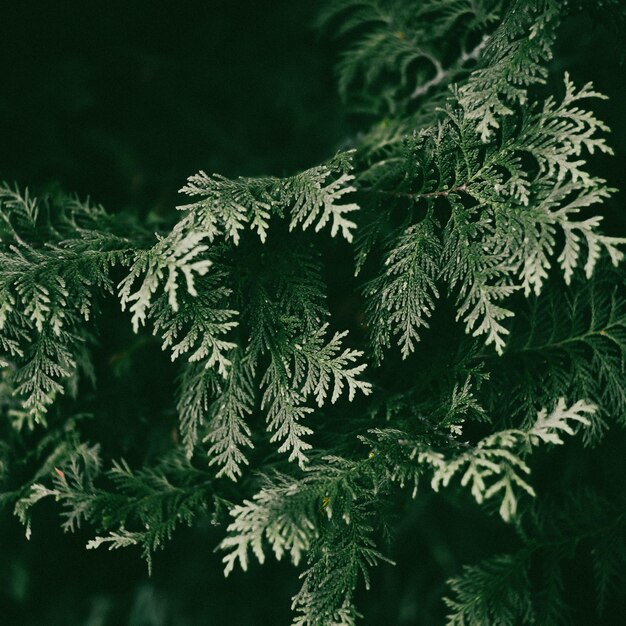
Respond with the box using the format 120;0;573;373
364;215;441;360
444;553;535;626
445;491;626;625
16;445;212;574
0;186;139;423
489;273;626;441
458;0;560;141
292;508;391;626
204;349;256;480
150;273;238;377
319;0;501;116
366;398;595;521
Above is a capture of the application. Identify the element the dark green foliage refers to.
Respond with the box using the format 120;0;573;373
445;491;626;624
1;0;626;624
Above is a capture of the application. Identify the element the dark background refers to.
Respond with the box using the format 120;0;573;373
1;1;625;625
0;0;347;217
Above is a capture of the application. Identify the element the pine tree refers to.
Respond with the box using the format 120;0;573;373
2;1;626;624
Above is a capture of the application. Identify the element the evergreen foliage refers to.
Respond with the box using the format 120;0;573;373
1;0;626;624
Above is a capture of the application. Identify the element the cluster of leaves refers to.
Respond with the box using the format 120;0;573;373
14;443;212;574
445;490;626;625
359;72;623;358
487;269;626;443
318;0;500;116
218;398;596;625
1;0;626;625
0;186;142;427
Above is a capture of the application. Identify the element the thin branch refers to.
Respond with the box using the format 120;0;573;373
411;35;490;100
